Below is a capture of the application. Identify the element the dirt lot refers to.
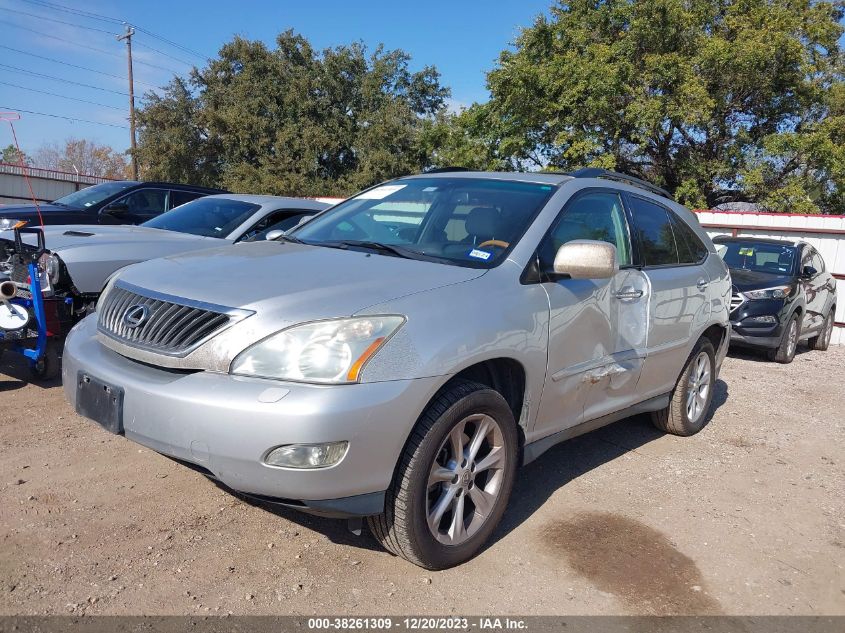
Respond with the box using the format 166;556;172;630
1;345;843;616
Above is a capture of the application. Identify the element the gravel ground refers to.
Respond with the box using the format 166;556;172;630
0;344;843;616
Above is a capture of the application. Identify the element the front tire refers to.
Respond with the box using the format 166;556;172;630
369;380;518;570
652;338;716;436
768;313;800;364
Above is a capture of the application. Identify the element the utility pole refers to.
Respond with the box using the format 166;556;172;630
117;25;139;180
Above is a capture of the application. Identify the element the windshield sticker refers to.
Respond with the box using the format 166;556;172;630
468;248;492;261
422;186;438;192
739;247;754;256
357;184;407;200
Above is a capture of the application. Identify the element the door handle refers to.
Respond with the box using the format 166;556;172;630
696;278;709;291
614;287;644;300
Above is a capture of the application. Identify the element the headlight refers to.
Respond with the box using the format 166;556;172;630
230;316;405;383
0;218;27;231
41;253;61;285
742;285;794;300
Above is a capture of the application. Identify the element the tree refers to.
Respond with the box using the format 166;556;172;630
442;0;844;213
1;144;29;165
135;31;449;196
33;138;127;178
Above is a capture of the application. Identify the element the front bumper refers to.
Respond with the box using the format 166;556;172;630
729;298;789;349
62;316;442;517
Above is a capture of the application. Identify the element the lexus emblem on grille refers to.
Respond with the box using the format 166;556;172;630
122;304;150;328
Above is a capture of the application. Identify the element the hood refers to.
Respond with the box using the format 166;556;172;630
30;224;213;252
729;267;795;292
0;203;73;218
117;241;486;324
28;225;223;294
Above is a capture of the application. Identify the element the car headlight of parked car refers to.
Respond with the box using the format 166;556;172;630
42;253;61;285
742;285;794;300
230;315;405;384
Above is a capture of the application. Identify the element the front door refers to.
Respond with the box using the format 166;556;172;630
625;194;713;399
533;190;647;438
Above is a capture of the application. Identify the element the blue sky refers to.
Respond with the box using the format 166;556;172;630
0;0;552;159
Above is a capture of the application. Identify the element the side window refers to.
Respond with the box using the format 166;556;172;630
811;250;825;274
628;196;679;266
114;189;169;216
801;247;814;272
538;191;632;270
170;190;204;209
239;210;314;241
669;213;708;264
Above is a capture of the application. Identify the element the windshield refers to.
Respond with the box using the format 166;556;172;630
291;177;556;267
717;241;797;275
52;181;136;208
142;197;260;237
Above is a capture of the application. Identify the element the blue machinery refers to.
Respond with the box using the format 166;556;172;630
0;226;56;379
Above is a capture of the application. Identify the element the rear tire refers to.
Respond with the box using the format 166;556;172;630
808;310;834;352
768;313;800;364
652;338;716;436
368;379;518;570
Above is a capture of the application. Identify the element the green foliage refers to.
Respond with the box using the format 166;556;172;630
136;31;448;196
437;0;844;213
1;144;29;165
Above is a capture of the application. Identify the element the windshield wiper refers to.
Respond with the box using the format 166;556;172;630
324;239;422;260
276;234;305;244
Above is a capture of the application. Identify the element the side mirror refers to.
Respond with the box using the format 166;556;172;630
103;202;129;216
553;240;618;279
801;265;817;278
265;229;285;241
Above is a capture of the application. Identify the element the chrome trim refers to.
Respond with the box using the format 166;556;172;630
97;280;254;358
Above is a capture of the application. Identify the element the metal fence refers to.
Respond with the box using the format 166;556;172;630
0;162;116;205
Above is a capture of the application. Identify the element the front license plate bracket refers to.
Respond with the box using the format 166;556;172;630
76;371;124;434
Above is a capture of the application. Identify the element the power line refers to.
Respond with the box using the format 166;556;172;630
21;0;211;61
20;0;123;25
0;6;119;35
0;20;181;75
0;63;130;96
133;41;196;68
0;80;123;110
0;44;161;89
0;106;129;129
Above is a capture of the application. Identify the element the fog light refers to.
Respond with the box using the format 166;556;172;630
743;315;777;325
264;442;348;469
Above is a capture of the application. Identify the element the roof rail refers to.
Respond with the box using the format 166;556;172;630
425;166;472;173
566;168;673;200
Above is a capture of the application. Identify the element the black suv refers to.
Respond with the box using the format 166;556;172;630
715;236;837;363
0;181;226;226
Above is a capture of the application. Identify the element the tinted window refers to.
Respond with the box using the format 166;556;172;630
811;250;825;273
240;210;315;241
52;181;135;208
113;189;168;216
293;178;556;268
170;190;204;208
539;191;631;269
142;197;260;237
670;213;708;263
629;196;679;266
718;241;796;274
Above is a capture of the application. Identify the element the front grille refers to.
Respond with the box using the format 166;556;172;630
97;282;251;356
730;287;744;314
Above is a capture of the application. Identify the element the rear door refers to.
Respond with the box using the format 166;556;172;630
625;194;712;400
801;246;830;333
533;189;648;436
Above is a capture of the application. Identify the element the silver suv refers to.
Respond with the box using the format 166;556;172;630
63;169;731;569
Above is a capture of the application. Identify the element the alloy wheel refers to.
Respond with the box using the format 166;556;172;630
426;413;507;546
786;319;798;357
685;351;711;424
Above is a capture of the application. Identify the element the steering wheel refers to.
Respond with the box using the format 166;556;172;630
477;239;510;250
